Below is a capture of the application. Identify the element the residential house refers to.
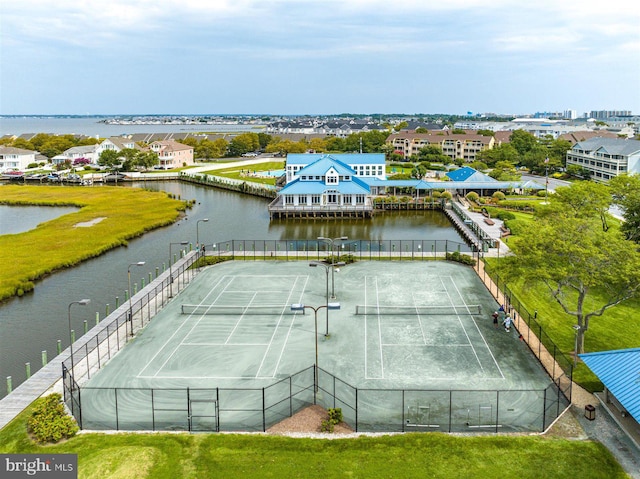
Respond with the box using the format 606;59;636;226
566;137;640;183
149;140;194;168
98;136;141;155
0;146;37;172
52;144;100;166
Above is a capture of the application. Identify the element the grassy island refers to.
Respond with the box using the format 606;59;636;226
0;185;187;301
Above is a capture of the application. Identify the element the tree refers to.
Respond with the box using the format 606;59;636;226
411;164;427;179
476;144;518;168
135;151;159;170
505;189;640;354
415;127;428;133
610;174;640;243
549;182;612;231
98;149;121;171
228;133;260;157
509;130;538;157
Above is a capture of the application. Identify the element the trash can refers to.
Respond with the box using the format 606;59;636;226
585;404;596;421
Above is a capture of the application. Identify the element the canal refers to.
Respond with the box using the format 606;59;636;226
0;181;467;398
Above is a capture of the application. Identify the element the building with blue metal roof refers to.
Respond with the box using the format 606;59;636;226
579;348;640;423
269;154;544;219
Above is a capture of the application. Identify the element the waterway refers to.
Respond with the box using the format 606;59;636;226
0;116;262;138
0;181;467;398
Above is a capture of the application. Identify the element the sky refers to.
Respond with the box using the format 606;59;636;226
1;0;639;116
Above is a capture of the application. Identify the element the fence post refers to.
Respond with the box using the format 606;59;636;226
6;376;11;394
42;350;47;367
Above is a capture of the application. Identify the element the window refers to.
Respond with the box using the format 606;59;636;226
326;175;338;184
356;195;365;204
343;195;352;204
285;196;294;205
312;195;321;204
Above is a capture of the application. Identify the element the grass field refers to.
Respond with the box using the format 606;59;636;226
0;185;186;301
201;161;285;186
486;206;636;391
0;406;627;479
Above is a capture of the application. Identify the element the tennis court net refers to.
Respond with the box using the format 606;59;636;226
355;305;482;316
181;304;301;315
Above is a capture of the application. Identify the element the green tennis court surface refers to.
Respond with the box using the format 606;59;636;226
80;260;556;431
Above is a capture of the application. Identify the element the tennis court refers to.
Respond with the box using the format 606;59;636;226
79;260;559;432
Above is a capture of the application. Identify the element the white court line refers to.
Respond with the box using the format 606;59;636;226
255;275;308;378
137;375;280;380
224;291;258;345
137;274;229;378
412;294;427;344
448;276;505;380
439;276;484;372
382;343;472;347
364;276;385;380
182;342;269;346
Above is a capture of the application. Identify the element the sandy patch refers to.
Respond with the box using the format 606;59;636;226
74;217;106;228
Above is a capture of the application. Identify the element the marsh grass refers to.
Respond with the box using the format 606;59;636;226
0;185;186;301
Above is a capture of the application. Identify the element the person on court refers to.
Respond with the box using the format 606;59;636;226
492;311;499;328
502;314;512;332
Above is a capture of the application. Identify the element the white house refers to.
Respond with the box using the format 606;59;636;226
52;144;101;166
0;146;37;172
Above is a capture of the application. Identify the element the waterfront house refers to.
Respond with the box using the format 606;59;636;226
0;146;37;172
52;144;101;166
149;140;194;169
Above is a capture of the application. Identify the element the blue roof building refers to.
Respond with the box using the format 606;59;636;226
269;154;544;219
579;348;640;424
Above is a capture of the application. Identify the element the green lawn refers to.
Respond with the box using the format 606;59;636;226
485;208;635;391
0;407;627;479
201;161;285;186
0;185;186;301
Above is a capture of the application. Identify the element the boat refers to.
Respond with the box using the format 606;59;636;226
1;170;25;180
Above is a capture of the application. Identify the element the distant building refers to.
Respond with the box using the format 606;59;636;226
386;131;494;162
566;137;640;183
98;136;141;155
563;109;578;120
0;146;37;172
589;110;632;119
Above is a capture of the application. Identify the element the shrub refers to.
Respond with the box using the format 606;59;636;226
321;408;343;433
492;191;506;201
445;251;476;266
503;219;527;236
465;192;479;203
27;393;78;444
441;191;452;200
496;211;516;221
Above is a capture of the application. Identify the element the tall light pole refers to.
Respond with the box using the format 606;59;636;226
169;241;188;298
68;299;90;380
196;218;209;248
309;261;345;336
127;261;145;336
291;302;340;402
317;236;347;299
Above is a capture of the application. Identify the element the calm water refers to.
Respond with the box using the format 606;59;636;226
0;205;79;235
0;182;467;399
0;116;262;138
